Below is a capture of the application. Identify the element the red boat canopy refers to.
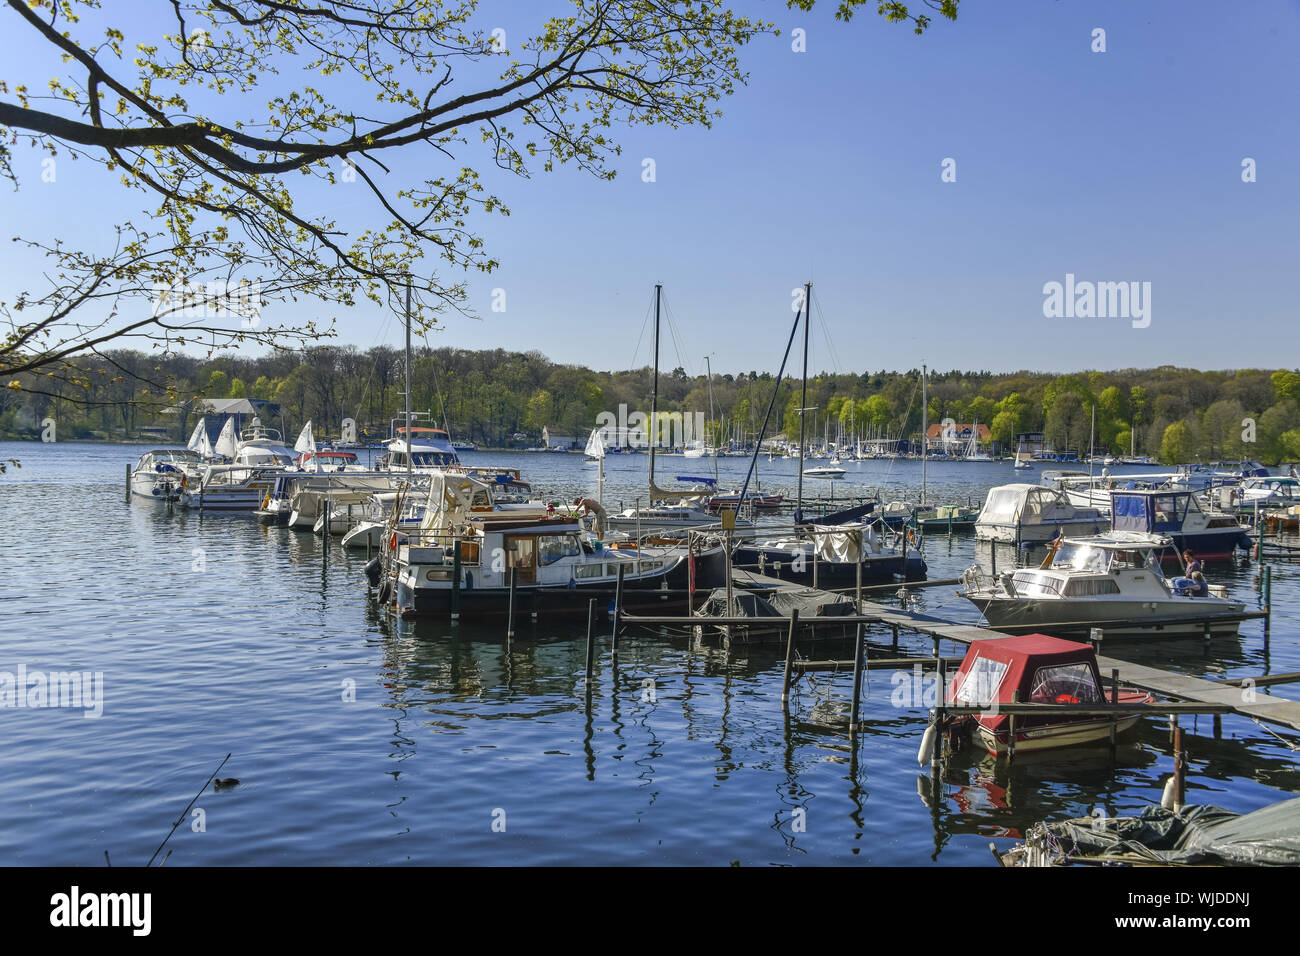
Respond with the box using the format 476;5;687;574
949;634;1105;729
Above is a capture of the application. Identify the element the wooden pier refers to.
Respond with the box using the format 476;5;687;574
618;567;1300;733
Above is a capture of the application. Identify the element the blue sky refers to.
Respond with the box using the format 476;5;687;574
3;0;1298;377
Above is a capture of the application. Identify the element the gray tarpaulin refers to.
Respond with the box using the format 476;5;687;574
1025;797;1300;865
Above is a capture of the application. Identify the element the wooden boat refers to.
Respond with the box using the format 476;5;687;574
945;634;1153;755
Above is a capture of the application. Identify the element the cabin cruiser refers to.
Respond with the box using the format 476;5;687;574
804;464;847;479
129;449;206;500
376;472;721;616
974;483;1104;545
1225;475;1300;513
377;425;460;472
296;449;370;473
958;531;1246;637
1109;489;1250;560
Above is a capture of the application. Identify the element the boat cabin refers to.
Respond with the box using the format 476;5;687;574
947;634;1145;752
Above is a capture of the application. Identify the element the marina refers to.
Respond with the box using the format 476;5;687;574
4;441;1299;867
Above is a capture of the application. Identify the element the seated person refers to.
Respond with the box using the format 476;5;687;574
1188;571;1209;597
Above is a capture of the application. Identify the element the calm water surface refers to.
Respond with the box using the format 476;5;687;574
1;442;1297;865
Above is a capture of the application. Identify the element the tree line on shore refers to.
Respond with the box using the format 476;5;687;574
4;347;1300;465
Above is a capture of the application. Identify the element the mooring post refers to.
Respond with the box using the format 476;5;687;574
1090;626;1103;655
891;624;899;650
990;544;996;576
849;622;865;734
611;563;625;649
585;598;596;682
932;634;939;658
1264;564;1272;646
450;539;462;622
936;656;947;760
1174;726;1186;808
1007;690;1019;763
507;566;517;639
780;608;800;709
125;463;131;502
1110;667;1119;749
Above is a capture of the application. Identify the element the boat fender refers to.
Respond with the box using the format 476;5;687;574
1160;776;1178;810
377;579;393;605
917;723;937;766
364;557;383;588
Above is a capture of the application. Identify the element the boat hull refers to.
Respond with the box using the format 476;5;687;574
731;546;927;585
965;595;1246;638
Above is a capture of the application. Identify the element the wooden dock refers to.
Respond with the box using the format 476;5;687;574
714;569;1300;733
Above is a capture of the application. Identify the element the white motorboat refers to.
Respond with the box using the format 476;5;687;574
129;448;205;500
958;531;1246;637
804;465;847;479
974;483;1105;544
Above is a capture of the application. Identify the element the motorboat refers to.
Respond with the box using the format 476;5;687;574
804;464;847;479
974;483;1104;545
296;449;369;473
1109;488;1251;560
377;472;724;616
731;517;927;586
941;634;1154;755
129;448;205;500
958;530;1247;637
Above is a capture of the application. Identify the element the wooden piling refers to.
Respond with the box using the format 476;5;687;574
125;463;131;502
1264;564;1272;646
849;622;865;734
507;567;517;638
780;608;800;709
1173;726;1186;808
1008;690;1019;763
611;563;625;650
585;598;596;682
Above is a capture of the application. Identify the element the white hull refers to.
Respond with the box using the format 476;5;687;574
975;517;1103;544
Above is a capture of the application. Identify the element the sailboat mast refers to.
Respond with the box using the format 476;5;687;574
405;283;412;483
796;281;811;513
1089;403;1096;482
921;363;928;507
649;283;661;496
705;354;718;483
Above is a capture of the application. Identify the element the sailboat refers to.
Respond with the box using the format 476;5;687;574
1013;442;1032;470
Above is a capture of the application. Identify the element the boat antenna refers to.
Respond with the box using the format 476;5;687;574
705;353;719;485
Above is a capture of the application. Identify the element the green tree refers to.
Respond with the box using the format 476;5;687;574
1159;421;1193;464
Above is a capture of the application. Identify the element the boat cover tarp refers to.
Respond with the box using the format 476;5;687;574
1028;798;1300;865
800;502;875;527
693;587;857;620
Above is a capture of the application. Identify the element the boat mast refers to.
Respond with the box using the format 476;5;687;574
649;283;661;499
705;354;719;484
796;281;811;514
921;363;928;507
405;283;412;484
1089;403;1096;482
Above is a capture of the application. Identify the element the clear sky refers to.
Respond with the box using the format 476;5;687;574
3;0;1298;377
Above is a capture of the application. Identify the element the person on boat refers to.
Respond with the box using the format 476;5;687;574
573;496;608;536
1183;550;1202;576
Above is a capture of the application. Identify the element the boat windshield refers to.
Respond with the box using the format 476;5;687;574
411;452;457;467
1052;544;1109;573
1029;662;1102;704
956;656;1008;707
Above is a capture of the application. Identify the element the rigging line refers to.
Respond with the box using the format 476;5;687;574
812;293;844;376
658;290;694;381
351;308;397;426
629;286;656;371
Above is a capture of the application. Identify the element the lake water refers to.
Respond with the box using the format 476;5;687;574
1;442;1296;865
